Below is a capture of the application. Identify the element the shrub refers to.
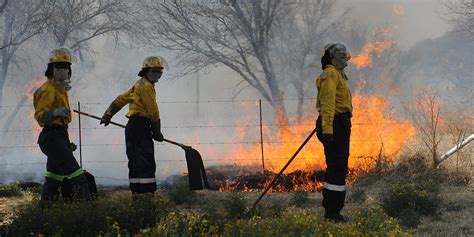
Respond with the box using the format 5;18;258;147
165;179;196;205
103;193;172;234
349;187;367;204
290;190;309;208
262;198;286;217
351;207;403;234
224;208;406;236
390;152;432;182
200;200;228;229
137;211;220;236
380;182;441;227
6;193;172;236
223;192;247;219
0;184;22;197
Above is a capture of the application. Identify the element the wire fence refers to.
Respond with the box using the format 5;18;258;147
0;98;414;169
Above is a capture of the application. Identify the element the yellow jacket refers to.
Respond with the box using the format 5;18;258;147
113;78;160;122
316;65;352;134
34;79;71;127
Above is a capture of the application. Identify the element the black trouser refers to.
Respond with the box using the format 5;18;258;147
316;112;351;216
125;116;157;194
38;125;91;204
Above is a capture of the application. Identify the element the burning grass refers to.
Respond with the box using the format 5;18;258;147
206;153;391;192
202;92;416;188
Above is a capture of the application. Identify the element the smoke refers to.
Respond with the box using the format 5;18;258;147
1;0;470;185
341;0;450;50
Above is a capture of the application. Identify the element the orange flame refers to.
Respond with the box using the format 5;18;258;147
207;91;415;192
24;77;46;142
350;29;397;69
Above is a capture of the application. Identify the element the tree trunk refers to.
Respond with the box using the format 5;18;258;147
266;77;289;126
0;62;7;108
292;77;305;124
0;12;11;108
432;147;438;168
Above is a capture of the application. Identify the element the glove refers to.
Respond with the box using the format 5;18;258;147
100;102;120;126
151;120;164;142
69;142;77;152
320;133;334;144
52;107;70;118
100;114;111;126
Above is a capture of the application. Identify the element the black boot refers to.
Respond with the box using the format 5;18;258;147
39;177;61;207
324;212;348;223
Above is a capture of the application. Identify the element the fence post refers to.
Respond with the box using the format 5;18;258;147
78;101;82;167
259;99;265;172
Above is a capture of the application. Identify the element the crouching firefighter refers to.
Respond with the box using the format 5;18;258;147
34;48;92;206
315;42;353;223
100;56;167;194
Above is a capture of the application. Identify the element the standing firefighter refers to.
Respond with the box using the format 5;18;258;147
315;42;352;223
100;56;167;194
34;48;91;206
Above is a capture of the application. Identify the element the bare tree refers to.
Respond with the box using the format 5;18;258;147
43;0;135;61
135;0;295;124
444;100;473;170
272;0;346;122
1;0;135;130
0;0;7;14
405;90;444;167
443;0;474;36
0;0;49;107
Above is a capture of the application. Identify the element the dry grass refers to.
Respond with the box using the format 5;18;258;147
415;186;474;236
1;185;473;235
1;164;473;236
0;192;34;227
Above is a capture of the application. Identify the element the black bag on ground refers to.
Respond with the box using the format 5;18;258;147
61;171;97;200
184;148;210;191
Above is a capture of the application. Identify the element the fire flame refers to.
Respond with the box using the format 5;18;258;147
203;26;413;191
205;90;416;192
220;93;415;171
24;77;46;142
350;29;397;69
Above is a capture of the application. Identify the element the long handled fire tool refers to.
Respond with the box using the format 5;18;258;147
73;109;210;190
249;128;317;213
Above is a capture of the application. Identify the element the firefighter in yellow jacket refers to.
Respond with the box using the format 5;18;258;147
315;42;352;223
34;48;91;206
100;56;166;194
